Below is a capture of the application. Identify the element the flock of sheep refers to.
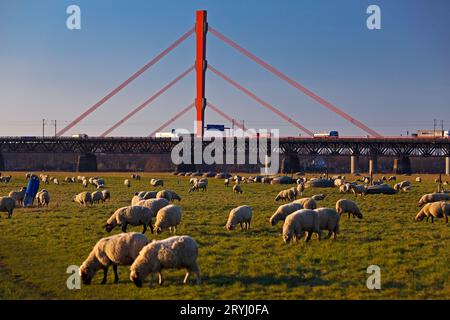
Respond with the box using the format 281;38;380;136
0;170;449;288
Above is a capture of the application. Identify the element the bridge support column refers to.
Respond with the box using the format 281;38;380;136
0;153;4;171
280;154;300;174
77;154;97;172
369;156;378;175
350;155;359;174
446;156;450;175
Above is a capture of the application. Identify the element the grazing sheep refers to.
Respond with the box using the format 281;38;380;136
189;180;207;192
339;183;352;194
388;176;396;181
224;178;230;187
232;184;243;194
189;178;198;185
296;183;305;197
292;197;317;209
311;194;326;201
36;190;50;207
415;177;422;183
150;179;164;187
53;178;59;185
415;201;449;223
335;199;363;219
334;179;345;187
73;192;93;207
402;186;412;192
269;203;303;226
350;184;366;197
124;179;131;188
0;197;15;218
315;208;340;239
65;176;72;183
226;205;252;231
105;205;154;233
418;193;450;207
130;235;200;287
82;179;88;188
275;189;295;202
156;190;181;202
137;198;170;217
101;190;110;203
91;191;104;204
80;232;149;285
8;187;27;206
282;209;320;243
131;195;143;206
131;174;141;180
0;175;12;183
394;180;411;191
154;204;182;234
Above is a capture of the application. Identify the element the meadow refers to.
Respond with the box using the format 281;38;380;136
0;172;448;300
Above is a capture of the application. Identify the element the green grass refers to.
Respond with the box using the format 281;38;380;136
0;172;448;300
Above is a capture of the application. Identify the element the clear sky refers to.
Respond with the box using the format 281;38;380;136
0;0;449;137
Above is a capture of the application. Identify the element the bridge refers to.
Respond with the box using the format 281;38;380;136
0;136;449;174
2;11;448;174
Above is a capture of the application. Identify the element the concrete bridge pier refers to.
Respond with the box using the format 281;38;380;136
280;153;300;174
77;154;98;172
446;156;450;175
350;155;359;174
0;153;4;171
369;156;378;174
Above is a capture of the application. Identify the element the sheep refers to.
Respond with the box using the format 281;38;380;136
8;187;27;206
154;204;182;234
296;183;305;197
105;205;154;233
80;232;149;285
415;177;422;183
311;194;326;201
282;209;320;243
130;235;200;287
73;192;93;207
82;179;88;188
131;195;143;206
315;208;340;239
334;178;345;187
101;190;110;203
232;184;243;194
53;178;59;185
388;176;396;181
0;197;15;218
142;191;157;199
292;197;317;209
224;178;230;187
275;189;295;202
394;180;411;191
137;198;170;217
226;205;252;231
339;183;352;194
189;180;207;192
0;175;12;183
269;203;303;226
418;193;450;207
415;201;449;223
402;186;412;192
189;178;198;185
350;184;366;197
156;190;181;202
150;179;164;187
131;174;141;180
124;179;131;188
91;191;104;204
335;199;363;220
65;176;72;183
36;190;50;207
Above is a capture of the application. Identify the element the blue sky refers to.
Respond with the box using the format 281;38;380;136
0;0;449;137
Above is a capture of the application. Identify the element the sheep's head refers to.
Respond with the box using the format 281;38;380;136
104;223;114;233
282;232;292;243
155;226;163;234
225;222;235;231
269;215;278;226
355;212;363;219
79;266;94;285
130;270;142;287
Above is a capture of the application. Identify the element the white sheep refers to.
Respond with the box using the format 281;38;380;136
335;199;363;219
282;209;320;243
131;195;143;206
350;184;366;197
73;192;93;207
415;201;449;223
415;177;422;183
36;190;50;207
292;197;317;209
156;190;181;202
101;190;110;202
82;179;88;188
224;178;230;187
269;203;303;226
418;193;450;207
275;189;295;202
311;193;326;201
0;196;15;218
315;208;340;239
150;178;164;187
105;205;154;233
130;235;200;287
80;232;149;285
226;205;252;231
296;183;305;197
154;204;182;234
8;187;27;206
136;198;169;216
189;180;207;192
124;179;131;188
232;184;243;194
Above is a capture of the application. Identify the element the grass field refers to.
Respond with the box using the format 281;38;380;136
0;172;448;300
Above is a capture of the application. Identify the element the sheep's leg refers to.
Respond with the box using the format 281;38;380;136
101;267;108;284
7;210;13;219
142;224;147;234
348;212;351;220
173;226;177;234
247;220;251;230
183;271;191;284
326;231;332;239
148;223;154;234
305;231;312;242
157;272;164;286
113;265;119;284
431;216;434;223
121;223;128;232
